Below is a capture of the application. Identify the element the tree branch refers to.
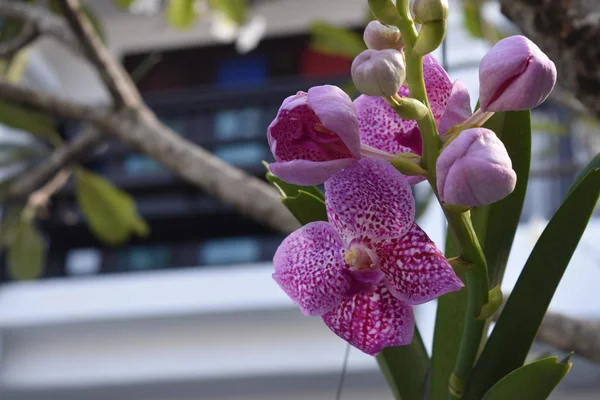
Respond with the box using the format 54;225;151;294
495;295;600;363
55;0;142;108
0;77;111;121
537;311;600;363
0;1;82;55
499;0;600;118
0;78;300;233
8;126;104;199
0;22;38;57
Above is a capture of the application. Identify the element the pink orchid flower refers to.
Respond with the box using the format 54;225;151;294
267;85;393;186
273;158;463;355
355;55;471;183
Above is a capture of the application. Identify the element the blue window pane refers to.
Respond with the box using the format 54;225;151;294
217;54;268;88
124;154;165;176
200;237;261;265
214;143;267;165
159;117;186;134
116;246;171;272
214;107;264;140
66;248;102;276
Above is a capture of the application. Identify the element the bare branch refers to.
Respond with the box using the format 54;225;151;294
0;1;81;55
8;126;104;198
55;0;142;108
495;294;600;363
538;311;600;363
0;77;110;122
27;168;72;218
0;78;299;233
0;22;38;58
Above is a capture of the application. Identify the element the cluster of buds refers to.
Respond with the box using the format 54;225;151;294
266;0;557;354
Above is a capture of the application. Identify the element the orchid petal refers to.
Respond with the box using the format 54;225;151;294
308;85;361;156
269;158;354;186
439;80;472;135
325;158;415;244
322;283;415;355
356;55;452;156
375;223;464;305
273;222;350;316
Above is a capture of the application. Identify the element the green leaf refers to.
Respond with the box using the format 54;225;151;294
49;1;106;43
7;216;45;280
482;356;571;400
264;163;327;225
113;0;136;8
377;328;429;400
75;169;149;245
463;153;600;399
473;110;531;287
428;231;467;400
0;101;61;144
309;21;367;58
0;205;24;249
208;0;248;25
463;0;484;39
166;0;199;30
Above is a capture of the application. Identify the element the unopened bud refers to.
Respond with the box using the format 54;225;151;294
479;35;557;112
413;0;449;24
437;128;516;206
363;20;404;51
352;49;406;97
414;20;447;56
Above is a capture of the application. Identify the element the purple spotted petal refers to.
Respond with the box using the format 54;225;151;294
325;158;415;244
269;158;354;186
439;80;472;135
322;283;415;355
356;55;452;156
375;223;464;305
308;85;361;156
273;222;350;316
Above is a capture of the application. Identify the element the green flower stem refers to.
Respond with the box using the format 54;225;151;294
393;1;490;398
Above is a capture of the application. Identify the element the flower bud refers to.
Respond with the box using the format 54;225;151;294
436;128;516;206
413;0;449;24
352;49;406;97
368;0;401;25
414;20;446;56
479;35;557;112
363;20;404;51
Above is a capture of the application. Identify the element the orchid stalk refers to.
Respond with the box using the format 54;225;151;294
390;2;489;395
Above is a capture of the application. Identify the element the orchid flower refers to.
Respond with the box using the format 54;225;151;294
273;158;463;354
267;85;392;186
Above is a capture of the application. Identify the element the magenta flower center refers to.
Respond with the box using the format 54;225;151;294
271;104;354;162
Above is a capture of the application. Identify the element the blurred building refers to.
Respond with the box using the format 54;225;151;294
0;0;599;399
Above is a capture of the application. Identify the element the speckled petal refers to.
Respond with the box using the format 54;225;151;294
308;85;361;156
439;80;472;135
375;223;464;305
356;55;452;155
322;283;415;355
269;158;354;186
325;158;415;244
273;221;350;316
